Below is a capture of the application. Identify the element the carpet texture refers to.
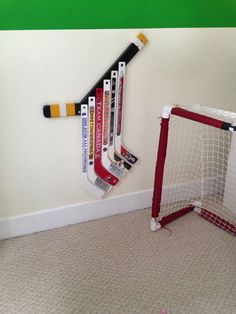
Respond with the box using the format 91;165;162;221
0;209;235;314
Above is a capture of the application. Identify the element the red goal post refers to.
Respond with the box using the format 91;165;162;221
151;105;236;235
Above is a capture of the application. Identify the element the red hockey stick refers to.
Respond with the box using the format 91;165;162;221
94;89;119;186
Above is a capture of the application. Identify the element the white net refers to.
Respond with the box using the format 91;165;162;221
160;105;236;225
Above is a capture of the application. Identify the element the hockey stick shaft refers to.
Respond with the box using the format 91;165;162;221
81;104;105;198
43;33;147;118
101;80;124;178
94;89;119;185
109;71;132;170
87;98;111;193
114;62;138;164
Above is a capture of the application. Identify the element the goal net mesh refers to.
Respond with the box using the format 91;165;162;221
159;105;236;226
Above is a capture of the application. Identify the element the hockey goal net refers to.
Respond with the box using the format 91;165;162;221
151;105;236;235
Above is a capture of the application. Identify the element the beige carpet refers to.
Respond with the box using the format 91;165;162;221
0;209;235;314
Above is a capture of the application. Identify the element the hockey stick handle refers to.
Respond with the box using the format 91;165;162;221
43;33;147;118
79;38;145;105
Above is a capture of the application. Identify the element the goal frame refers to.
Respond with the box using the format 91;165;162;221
151;105;236;235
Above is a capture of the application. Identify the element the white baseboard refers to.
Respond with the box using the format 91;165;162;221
0;176;223;240
0;189;153;240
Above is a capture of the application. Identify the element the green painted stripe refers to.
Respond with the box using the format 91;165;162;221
0;0;236;30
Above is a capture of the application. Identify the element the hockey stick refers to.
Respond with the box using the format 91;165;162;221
43;33;147;118
109;71;132;171
94;90;119;186
87;98;111;193
81;104;106;198
114;62;138;165
101;80;125;178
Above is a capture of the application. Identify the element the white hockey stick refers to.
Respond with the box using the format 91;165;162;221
109;71;132;171
81;105;106;198
87;98;111;193
101;80;125;178
114;62;138;165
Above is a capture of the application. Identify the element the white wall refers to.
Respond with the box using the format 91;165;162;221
0;28;236;219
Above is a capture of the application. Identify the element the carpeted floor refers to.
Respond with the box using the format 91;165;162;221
0;209;235;314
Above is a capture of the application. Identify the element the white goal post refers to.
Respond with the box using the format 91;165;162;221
151;105;236;236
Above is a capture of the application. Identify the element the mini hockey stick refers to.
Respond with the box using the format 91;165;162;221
101;80;125;178
109;71;132;171
43;33;147;118
81;104;105;198
94;89;119;186
87;98;111;193
114;62;138;165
